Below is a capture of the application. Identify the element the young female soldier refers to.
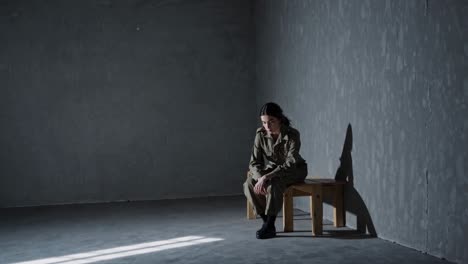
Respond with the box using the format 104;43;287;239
243;102;308;239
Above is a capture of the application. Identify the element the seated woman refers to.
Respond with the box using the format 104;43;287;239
243;102;308;239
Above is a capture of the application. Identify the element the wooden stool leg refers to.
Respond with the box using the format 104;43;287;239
247;200;256;220
333;185;345;227
309;196;313;219
311;185;323;236
283;188;294;232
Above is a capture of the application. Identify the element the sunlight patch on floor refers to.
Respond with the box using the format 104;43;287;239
11;236;223;264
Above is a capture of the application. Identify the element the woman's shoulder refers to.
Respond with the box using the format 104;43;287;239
285;126;301;138
287;126;300;133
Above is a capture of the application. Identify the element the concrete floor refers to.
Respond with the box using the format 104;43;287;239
0;196;452;264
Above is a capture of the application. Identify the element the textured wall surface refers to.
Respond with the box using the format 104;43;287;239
254;0;467;263
0;0;255;207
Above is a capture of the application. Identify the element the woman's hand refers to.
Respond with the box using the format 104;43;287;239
254;175;270;195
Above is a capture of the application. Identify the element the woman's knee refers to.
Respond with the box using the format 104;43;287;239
267;178;286;194
243;177;255;190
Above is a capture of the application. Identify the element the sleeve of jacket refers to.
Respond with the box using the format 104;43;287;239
268;131;303;178
248;132;264;180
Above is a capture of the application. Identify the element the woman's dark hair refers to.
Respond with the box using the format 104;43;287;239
259;102;291;127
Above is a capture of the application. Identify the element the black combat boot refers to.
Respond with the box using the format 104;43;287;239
259;213;267;223
256;215;276;239
256;213;268;236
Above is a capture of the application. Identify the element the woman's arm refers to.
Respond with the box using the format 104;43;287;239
248;132;264;180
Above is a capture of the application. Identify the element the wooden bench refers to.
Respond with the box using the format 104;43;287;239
246;177;346;236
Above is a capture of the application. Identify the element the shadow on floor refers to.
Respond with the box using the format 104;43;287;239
276;230;376;239
272;213;375;239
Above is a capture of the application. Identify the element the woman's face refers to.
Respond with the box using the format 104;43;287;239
261;115;281;135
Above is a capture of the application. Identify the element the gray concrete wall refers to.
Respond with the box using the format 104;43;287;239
254;0;467;263
0;0;255;207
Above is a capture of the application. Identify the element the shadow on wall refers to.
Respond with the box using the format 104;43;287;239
334;124;377;237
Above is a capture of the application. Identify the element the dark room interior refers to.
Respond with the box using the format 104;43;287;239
1;1;467;264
